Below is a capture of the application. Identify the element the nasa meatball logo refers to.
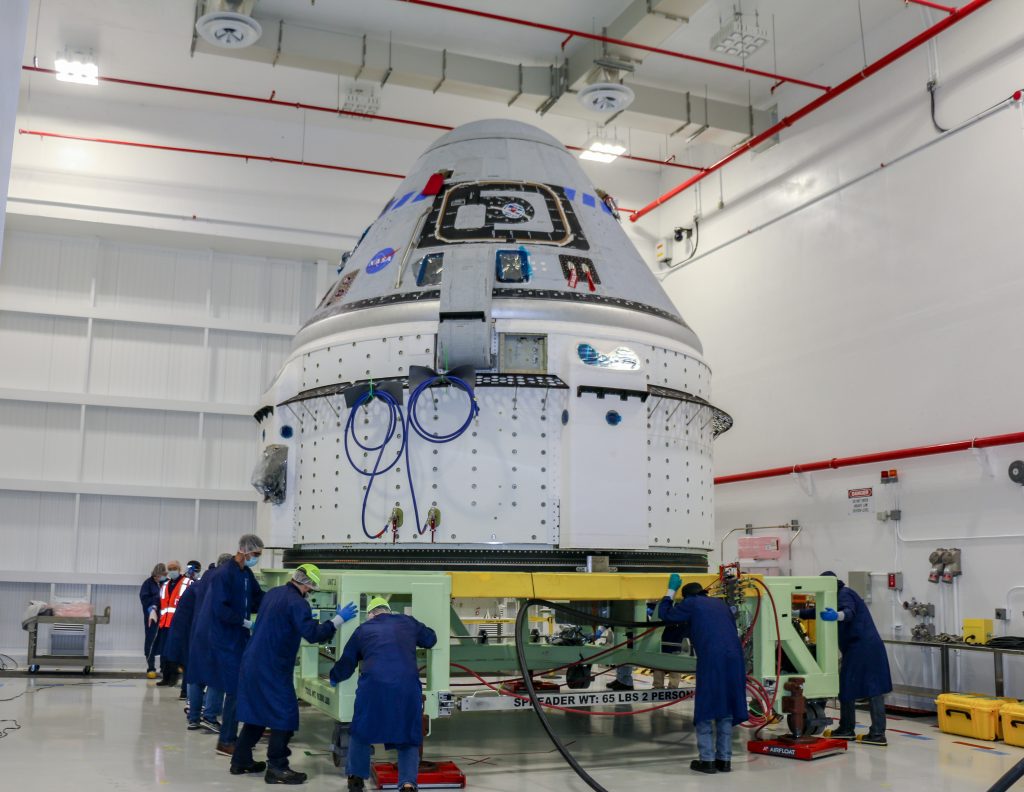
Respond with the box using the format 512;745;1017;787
366;247;398;274
501;201;528;220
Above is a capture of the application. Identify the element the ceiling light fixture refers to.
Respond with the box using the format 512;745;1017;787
710;12;769;59
579;136;628;164
55;49;98;86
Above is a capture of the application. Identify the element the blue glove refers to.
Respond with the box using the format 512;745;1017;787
820;608;839;622
668;573;683;592
593;626;605;640
337;602;358;622
329;678;338;688
646;606;654;618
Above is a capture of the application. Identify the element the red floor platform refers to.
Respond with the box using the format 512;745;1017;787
747;737;848;761
371;761;467;789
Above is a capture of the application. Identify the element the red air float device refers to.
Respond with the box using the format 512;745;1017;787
372;760;466;789
748;677;848;761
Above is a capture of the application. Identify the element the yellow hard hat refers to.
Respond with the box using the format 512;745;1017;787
295;563;321;590
367;596;391;612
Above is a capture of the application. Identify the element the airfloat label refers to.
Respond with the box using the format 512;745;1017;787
366;247;398;273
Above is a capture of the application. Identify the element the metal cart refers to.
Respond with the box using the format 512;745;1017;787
26;606;111;674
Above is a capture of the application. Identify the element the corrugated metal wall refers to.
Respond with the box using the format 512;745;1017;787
0;229;316;668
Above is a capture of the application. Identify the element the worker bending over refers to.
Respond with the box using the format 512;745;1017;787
331;597;438;792
232;565;358;783
801;571;892;746
659;577;748;774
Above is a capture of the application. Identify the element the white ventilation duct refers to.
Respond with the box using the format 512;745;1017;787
196;0;263;49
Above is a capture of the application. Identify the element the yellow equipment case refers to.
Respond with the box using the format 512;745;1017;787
1000;702;1024;747
936;694;1016;741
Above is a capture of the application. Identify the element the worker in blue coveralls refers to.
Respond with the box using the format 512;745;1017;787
166;553;232;732
799;571;892;746
188;533;266;757
230;564;359;784
330;596;438;792
139;562;165;678
659;576;748;775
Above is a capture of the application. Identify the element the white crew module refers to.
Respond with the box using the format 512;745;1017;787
252;120;730;560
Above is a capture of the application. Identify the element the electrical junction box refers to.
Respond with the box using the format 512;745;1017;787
847;571;872;604
655;238;672;263
887;572;903;591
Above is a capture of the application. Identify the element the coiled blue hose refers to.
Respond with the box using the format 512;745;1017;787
404;375;479;534
343;388;406;540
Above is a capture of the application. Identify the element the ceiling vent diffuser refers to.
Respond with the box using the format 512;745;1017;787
196;0;263;49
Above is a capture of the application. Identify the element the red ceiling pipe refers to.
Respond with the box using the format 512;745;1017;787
21;65;703;173
905;0;957;13
18;129;407;179
714;431;1024;485
398;0;829;92
629;0;993;221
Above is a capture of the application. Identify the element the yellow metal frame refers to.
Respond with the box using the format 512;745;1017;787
448;571;722;600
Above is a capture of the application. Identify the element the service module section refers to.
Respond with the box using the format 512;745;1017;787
459;687;695;712
848;486;874;516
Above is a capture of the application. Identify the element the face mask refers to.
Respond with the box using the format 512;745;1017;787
160;576;168;583
245;556;260;569
168;570;180;580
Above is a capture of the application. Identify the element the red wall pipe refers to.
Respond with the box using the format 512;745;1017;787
714;431;1024;485
17;129;407;179
398;0;829;92
14;128;641;213
20;65;703;173
905;0;957;14
628;0;992;221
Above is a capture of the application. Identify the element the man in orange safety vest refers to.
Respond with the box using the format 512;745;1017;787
156;560;193;688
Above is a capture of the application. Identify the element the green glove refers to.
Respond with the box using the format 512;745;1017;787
668;573;683;592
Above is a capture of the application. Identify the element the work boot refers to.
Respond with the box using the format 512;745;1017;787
825;728;856;740
187;721;203;731
860;733;888;747
715;760;731;772
606;680;634;691
231;761;268;775
348;776;365;792
399;785;417;792
216;742;235;756
690;760;717;774
265;766;307;784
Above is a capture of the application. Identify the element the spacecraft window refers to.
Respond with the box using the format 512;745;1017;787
496;249;530;283
415;253;444;287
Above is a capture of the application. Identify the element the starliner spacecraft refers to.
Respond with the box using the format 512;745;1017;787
252;119;731;571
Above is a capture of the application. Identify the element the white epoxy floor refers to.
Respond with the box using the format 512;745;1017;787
0;674;1019;791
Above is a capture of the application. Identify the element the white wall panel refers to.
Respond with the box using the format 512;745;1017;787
0;232;95;307
210;253;314;326
89;320;206;401
197;501;257;564
0;313;89;390
82;407;200;487
203;414;257;490
77;495;197;575
95;242;209;315
0;491;77;572
0;400;81;480
208;330;292;404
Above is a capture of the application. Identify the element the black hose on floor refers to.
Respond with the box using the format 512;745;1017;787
513;598;670;792
986;758;1024;792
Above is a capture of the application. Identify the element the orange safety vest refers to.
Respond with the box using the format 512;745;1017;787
158;576;192;629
